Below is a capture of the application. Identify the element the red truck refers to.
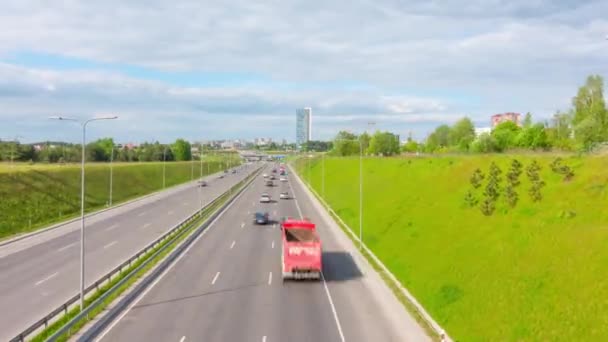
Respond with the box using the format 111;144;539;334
281;218;322;280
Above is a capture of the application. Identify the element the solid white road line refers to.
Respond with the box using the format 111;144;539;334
103;241;118;249
137;211;147;217
268;272;272;285
179;336;186;342
271;241;275;249
105;224;120;231
321;273;346;342
230;240;236;249
35;272;58;286
57;242;77;252
211;272;220;285
142;223;151;229
290;172;343;340
262;336;267;342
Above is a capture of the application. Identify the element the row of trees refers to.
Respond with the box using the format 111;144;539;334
0;138;204;163
422;74;608;153
330;130;400;156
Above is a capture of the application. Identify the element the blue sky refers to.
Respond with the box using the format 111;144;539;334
0;0;607;144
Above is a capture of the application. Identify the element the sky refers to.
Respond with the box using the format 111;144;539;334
0;0;607;144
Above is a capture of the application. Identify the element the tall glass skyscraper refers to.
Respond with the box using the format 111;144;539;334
296;107;312;149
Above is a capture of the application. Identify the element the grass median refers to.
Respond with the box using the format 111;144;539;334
295;154;608;341
28;172;255;342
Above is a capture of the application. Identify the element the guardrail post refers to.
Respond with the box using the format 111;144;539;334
64;304;68;315
44;317;48;328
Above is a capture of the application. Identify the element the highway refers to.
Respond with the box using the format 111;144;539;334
0;164;258;341
95;164;430;342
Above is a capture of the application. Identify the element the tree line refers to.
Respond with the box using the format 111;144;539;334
0;138;221;163
325;74;607;156
420;74;607;153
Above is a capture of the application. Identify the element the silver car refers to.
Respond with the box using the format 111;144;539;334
260;193;271;203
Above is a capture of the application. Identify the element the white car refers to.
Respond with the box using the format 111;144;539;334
279;192;289;199
260;193;271;203
263;173;269;178
280;177;288;182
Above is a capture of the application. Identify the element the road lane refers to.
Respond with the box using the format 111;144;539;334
0;163;259;341
97;164;428;342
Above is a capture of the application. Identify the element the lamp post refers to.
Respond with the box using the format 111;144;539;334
329;136;366;250
50;115;118;310
109;145;114;206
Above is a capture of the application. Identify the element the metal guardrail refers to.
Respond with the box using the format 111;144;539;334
288;163;452;342
10;167;261;342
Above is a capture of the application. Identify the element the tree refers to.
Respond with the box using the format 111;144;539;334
172;139;192;161
368;131;400;156
332;131;359;156
572;75;608;149
359;132;371;154
491;121;520;151
426;124;451;152
470;133;497;153
522;112;533;128
401;134;419;153
449;117;476;151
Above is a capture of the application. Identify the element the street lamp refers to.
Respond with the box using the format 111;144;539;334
327;137;364;250
50;114;118;310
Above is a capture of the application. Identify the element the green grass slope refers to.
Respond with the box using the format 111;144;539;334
0;159;236;239
295;155;608;341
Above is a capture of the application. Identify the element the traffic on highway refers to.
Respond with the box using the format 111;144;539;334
88;162;425;342
0;164;256;341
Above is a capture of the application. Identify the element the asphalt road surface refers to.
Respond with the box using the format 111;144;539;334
0;164;259;341
96;164;430;342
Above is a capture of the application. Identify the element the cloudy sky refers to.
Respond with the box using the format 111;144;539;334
0;0;607;144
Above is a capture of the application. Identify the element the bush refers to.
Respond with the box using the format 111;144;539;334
469;168;485;189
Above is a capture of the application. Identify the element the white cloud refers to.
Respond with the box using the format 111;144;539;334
0;0;607;142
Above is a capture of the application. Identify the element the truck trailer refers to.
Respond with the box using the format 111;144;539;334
281;219;322;280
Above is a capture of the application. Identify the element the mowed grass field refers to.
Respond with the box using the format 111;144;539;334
295;155;608;341
0;159;236;239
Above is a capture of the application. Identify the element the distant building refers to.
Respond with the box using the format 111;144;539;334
296;107;312;149
491;112;521;128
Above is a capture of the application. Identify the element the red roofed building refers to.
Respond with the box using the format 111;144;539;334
491;112;521;128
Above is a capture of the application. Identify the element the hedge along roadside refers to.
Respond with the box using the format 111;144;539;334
17;166;261;342
288;161;451;342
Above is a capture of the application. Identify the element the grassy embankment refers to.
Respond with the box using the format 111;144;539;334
295;154;608;341
0;157;238;240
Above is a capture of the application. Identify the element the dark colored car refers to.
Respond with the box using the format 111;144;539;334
231;169;237;174
265;180;274;187
198;180;208;187
254;212;269;225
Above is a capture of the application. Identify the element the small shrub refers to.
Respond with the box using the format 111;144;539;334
480;197;495;216
464;190;478;207
470;168;485;189
504;184;518;208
